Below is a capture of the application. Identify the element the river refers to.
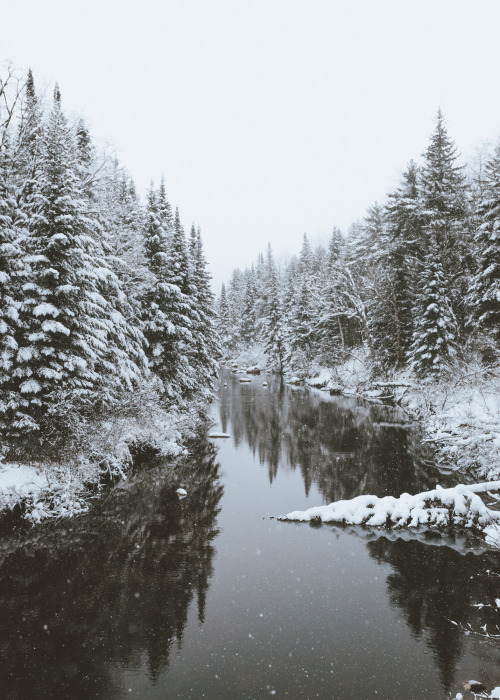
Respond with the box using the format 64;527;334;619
0;368;499;699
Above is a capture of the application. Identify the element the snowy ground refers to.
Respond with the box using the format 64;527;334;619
0;461;93;523
0;389;196;524
396;363;500;482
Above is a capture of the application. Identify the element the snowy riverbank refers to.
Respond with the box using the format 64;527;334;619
226;346;500;484
304;351;500;484
0;396;198;525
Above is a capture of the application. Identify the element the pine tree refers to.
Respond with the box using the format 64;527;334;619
142;184;169;278
317;228;351;364
98;162;148;305
0;125;24;433
11;86;147;438
160;207;198;401
141;187;181;402
188;224;220;398
383;161;423;363
157;176;173;239
351;203;387;272
261;246;288;374
288;278;314;370
217;283;232;351
470;140;500;347
298;233;313;278
14;68;43;216
421;111;466;256
240;265;258;346
75;118;94;201
420;110;470;331
409;251;457;377
226;268;246;350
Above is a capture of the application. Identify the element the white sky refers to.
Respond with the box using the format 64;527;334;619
3;0;500;290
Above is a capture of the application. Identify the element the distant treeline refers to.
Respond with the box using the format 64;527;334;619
218;110;500;378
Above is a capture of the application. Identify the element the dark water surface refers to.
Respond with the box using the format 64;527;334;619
0;369;499;699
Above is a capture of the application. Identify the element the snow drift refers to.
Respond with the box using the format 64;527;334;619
279;481;500;547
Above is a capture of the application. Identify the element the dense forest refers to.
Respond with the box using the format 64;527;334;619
218;110;500;380
0;66;219;462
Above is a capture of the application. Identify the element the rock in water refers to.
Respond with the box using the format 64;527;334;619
465;682;487;693
176;488;187;497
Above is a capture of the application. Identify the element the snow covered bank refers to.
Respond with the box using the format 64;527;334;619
396;363;500;482
0;462;92;523
0;394;197;525
304;351;500;482
279;482;500;547
452;686;500;699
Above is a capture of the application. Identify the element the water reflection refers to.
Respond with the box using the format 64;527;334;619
0;435;222;699
219;370;500;697
0;371;498;699
366;534;500;694
220;370;442;502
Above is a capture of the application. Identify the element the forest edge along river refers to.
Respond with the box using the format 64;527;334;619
0;367;499;699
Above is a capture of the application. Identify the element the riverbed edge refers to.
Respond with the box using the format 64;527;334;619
229;345;500;484
0;401;208;526
303;352;500;484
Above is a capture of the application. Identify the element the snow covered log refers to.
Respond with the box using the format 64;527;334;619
279;482;500;546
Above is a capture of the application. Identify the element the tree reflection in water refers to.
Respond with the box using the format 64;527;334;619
219;371;500;697
0;435;223;700
220;372;443;503
366;534;500;695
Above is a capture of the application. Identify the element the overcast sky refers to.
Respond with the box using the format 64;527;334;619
3;0;500;290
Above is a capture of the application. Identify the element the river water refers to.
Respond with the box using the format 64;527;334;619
0;368;499;699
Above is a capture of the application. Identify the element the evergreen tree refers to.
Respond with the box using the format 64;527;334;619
470;141;500;347
409;251;457;377
383;160;423;363
14;68;43;217
98;163;148;305
226;268;246;351
421;111;466;257
317;228;352;364
240;265;258;346
141;187;181;402
298;233;313;278
261;246;288;374
188;224;220;398
0;126;24;433
157;176;173;239
217;283;232;351
11;86;147;438
420;110;470;331
162;207;198;401
288;277;314;369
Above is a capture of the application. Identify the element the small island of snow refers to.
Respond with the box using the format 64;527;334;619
279;481;500;547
